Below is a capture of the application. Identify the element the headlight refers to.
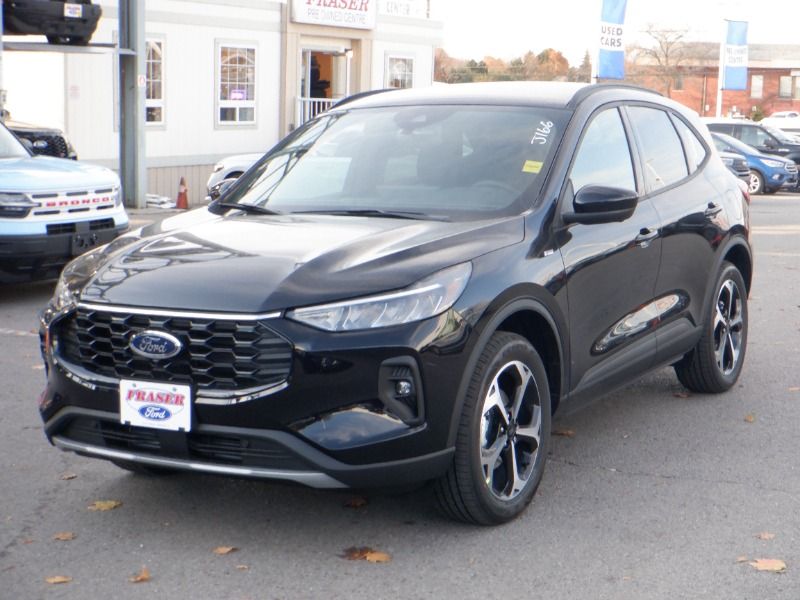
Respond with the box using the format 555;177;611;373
721;157;734;166
52;274;79;313
213;162;224;173
287;263;472;332
760;158;785;169
0;192;35;218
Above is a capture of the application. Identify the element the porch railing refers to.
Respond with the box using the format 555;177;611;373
296;97;337;126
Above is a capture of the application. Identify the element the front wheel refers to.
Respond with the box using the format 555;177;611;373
675;262;748;392
435;332;551;525
748;171;764;195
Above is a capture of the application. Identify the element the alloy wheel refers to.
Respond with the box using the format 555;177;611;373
479;360;542;501
713;279;744;375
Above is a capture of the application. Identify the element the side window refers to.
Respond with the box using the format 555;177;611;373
671;116;708;172
627;106;688;191
569;108;635;193
738;126;770;148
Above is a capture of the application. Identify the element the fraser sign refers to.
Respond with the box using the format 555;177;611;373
292;0;376;29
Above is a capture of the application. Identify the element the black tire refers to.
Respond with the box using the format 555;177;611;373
111;460;176;476
748;171;764;195
434;332;551;525
675;262;748;393
763;187;779;195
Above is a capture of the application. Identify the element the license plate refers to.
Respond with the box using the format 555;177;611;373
120;380;192;432
71;232;100;255
64;3;83;18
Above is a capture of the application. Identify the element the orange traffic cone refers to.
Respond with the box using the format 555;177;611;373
176;176;188;210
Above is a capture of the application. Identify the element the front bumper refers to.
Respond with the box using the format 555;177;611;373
3;1;102;39
0;222;126;282
39;304;473;488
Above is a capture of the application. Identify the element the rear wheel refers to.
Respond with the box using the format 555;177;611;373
675;262;748;393
748;171;764;195
435;332;551;525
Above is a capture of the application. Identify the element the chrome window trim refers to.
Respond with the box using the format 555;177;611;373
77;302;282;321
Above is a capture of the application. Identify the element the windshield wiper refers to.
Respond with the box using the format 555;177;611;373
215;201;281;215
293;209;449;221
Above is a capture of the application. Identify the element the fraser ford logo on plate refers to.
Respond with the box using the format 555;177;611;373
120;380;192;431
129;330;182;359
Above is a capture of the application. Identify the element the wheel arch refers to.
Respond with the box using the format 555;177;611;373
722;235;753;294
446;292;567;447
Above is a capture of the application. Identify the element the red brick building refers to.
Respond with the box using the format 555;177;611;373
629;43;800;118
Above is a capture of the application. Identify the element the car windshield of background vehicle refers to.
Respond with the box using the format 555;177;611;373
0;125;31;159
146;40;164;124
763;125;795;144
224;105;570;221
218;45;256;124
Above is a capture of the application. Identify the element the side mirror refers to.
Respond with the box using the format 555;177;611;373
563;185;638;225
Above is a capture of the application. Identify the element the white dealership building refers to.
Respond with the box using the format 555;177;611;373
4;0;442;204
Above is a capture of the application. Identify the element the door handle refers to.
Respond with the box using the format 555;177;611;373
704;202;722;217
635;228;658;248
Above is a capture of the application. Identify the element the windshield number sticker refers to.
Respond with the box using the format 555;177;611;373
530;121;554;145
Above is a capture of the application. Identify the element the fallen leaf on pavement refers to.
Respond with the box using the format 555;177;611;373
789;387;800;392
744;413;755;423
128;566;151;583
213;546;238;556
749;559;786;573
344;496;368;509
53;532;76;542
342;546;391;563
45;575;72;585
60;473;77;481
88;500;122;512
235;565;249;571
736;556;749;563
552;428;576;438
756;532;776;540
673;392;691;399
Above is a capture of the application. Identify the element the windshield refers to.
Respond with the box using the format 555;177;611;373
763;125;796;144
224;105;570;221
0;123;30;159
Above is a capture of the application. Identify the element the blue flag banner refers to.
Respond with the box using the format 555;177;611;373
722;20;748;90
598;0;628;79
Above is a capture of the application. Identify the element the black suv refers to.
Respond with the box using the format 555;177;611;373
3;0;101;45
39;83;752;525
704;118;800;168
5;118;78;159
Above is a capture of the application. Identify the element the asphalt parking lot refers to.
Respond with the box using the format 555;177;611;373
1;193;799;599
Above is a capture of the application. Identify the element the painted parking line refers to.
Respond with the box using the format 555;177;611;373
0;327;38;337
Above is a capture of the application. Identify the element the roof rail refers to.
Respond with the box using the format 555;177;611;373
567;83;662;109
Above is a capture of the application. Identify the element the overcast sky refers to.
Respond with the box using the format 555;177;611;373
436;0;799;65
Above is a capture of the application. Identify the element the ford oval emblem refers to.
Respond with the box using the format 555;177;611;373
129;330;183;360
139;405;172;420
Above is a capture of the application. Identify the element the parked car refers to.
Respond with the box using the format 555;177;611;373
717;149;750;184
703;118;800;178
0;121;127;283
2;0;102;45
39;82;751;525
206;153;261;196
5;118;78;160
760;110;800;133
711;131;798;194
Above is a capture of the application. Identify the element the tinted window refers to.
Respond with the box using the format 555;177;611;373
708;123;734;135
627;106;688;191
226;105;569;221
569;108;635;193
671;116;708;172
738;125;773;147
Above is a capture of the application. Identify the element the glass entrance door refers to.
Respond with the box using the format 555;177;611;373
298;49;351;126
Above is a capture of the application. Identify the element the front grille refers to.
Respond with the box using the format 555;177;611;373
786;163;798;174
62;418;308;469
46;218;116;235
57;307;293;391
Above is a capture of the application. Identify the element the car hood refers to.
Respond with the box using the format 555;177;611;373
0;155;118;192
77;212;524;313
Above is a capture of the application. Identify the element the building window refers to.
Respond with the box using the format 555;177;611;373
750;74;763;99
795;77;800;100
779;75;792;98
385;55;414;89
146;39;164;124
217;44;256;124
